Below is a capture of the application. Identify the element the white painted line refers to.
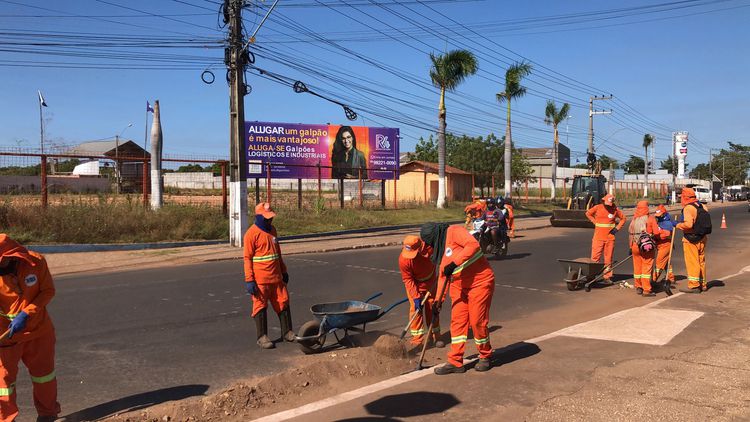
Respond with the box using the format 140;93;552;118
252;263;750;422
252;368;433;422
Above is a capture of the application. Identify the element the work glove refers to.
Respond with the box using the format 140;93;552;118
609;228;618;235
246;281;258;296
628;247;633;256
443;262;458;277
8;311;28;339
282;273;289;284
413;298;422;311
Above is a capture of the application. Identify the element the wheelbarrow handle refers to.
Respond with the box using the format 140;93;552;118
376;297;409;319
364;292;383;303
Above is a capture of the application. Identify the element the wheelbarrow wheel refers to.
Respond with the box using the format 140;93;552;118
565;270;580;291
298;320;325;354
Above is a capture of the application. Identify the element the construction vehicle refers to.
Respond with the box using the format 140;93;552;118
550;173;608;228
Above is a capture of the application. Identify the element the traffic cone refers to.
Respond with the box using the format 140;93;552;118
721;213;727;229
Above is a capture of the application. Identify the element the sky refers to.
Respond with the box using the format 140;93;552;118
1;0;749;168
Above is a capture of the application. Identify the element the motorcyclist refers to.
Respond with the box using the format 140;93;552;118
482;198;504;253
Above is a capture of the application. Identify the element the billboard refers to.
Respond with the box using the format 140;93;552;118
674;132;688;157
245;121;399;180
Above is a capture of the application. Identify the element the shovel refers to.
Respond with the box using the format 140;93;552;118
416;275;452;371
399;291;431;340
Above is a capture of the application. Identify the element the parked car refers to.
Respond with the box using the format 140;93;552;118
693;186;712;203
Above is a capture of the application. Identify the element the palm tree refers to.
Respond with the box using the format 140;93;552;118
544;100;570;200
497;61;532;198
429;50;478;208
643;133;654;197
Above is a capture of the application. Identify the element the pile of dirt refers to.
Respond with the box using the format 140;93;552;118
104;338;420;422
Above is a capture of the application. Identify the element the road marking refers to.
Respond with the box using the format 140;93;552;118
252;264;750;422
288;258;330;265
345;264;400;275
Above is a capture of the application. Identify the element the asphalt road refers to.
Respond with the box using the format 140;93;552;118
12;202;747;420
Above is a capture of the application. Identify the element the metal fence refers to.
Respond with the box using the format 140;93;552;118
0;150;676;212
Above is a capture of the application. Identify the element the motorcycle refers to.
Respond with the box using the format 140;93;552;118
469;219;509;258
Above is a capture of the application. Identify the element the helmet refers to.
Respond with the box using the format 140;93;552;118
485;197;496;209
496;197;506;208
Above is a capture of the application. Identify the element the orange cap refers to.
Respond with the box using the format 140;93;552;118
401;235;421;259
655;204;667;216
603;194;615;206
254;202;276;219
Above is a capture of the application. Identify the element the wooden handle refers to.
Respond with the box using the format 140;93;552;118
0;329;11;342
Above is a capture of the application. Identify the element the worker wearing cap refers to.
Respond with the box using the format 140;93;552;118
0;234;60;422
586;194;626;282
676;188;708;293
628;201;659;296
653;204;676;284
420;222;495;375
398;236;443;348
243;202;294;349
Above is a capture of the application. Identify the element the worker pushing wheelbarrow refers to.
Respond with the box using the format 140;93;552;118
295;292;407;354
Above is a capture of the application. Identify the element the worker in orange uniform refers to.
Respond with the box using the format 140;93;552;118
463;199;485;229
398;235;443;348
585;194;626;283
498;196;516;238
0;234;60;422
676;188;709;293
243;202;294;349
420;222;495;375
653;205;676;284
627;201;659;296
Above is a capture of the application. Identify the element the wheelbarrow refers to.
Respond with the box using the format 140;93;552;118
295;292;408;354
557;255;633;292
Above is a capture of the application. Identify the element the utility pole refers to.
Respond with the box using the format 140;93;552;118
227;0;249;247
588;95;612;169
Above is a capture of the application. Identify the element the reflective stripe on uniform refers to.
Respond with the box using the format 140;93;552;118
0;311;18;322
410;328;426;336
31;371;55;384
452;250;484;275
416;268;435;282
451;335;467;344
252;253;280;262
687;276;703;281
595;223;616;228
474;337;489;345
0;383;15;396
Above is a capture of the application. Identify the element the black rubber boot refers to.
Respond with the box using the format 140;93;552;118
279;308;295;342
254;309;275;349
475;358;492;372
434;363;466;375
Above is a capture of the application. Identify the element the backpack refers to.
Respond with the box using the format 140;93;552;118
683;203;712;243
637;232;656;254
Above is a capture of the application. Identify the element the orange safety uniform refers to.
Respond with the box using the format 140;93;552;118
243;225;289;317
586;198;626;279
505;204;515;238
398;243;440;345
464;200;486;229
628;203;659;293
653;206;676;283
676;189;708;290
0;235;60;422
435;225;495;368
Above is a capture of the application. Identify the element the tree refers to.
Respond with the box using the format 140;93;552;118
623;155;645;174
544;100;570;200
409;135;438;163
599;155;619;170
176;164;205;173
429;50;478;208
709;142;750;185
689;163;710;180
643;134;654;196
660;155;677;172
497;61;532;198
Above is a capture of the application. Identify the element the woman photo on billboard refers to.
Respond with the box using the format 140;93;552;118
331;125;367;179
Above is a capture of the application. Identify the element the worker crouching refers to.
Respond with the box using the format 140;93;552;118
243;203;294;349
628;201;659;296
0;234;60;422
420;223;495;375
586;194;626;283
398;236;443;348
